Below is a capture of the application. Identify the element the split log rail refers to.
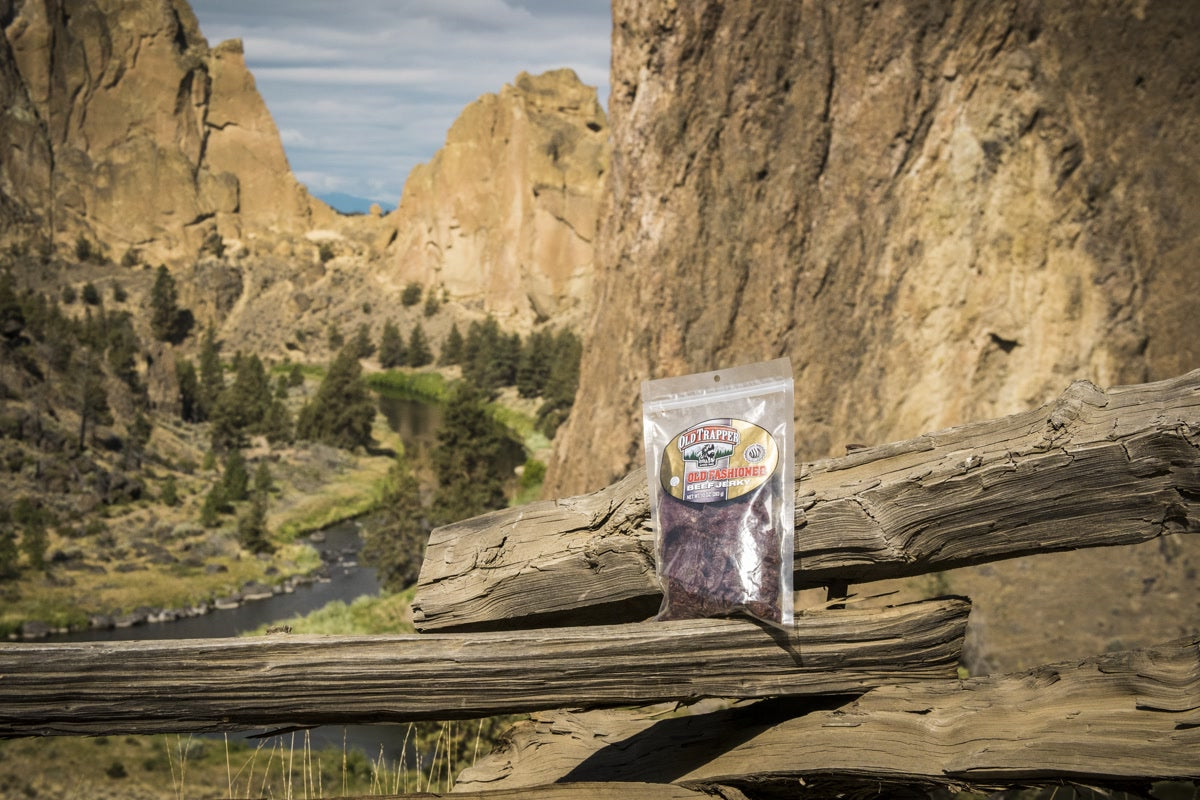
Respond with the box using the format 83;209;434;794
1;370;1199;797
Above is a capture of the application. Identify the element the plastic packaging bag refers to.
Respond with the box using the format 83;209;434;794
642;358;794;626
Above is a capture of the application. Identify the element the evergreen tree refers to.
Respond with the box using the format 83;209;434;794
295;345;377;450
261;398;293;445
197;325;223;421
81;281;101;306
177;358;201;422
423;291;440;317
378;320;405;368
439;323;464;366
352;322;375;359
125;412;153;469
210;352;271;451
326;322;344;351
461;316;510;391
362;460;428;592
105;312;141;393
75;348;112;450
237;491;273;554
287;363;305;388
150;265;185;342
13;499;47;572
536;329;584;438
430;382;518;525
516;329;554;398
406;323;433;368
253;461;275;495
221;449;250;503
200;484;225;527
0;508;19;579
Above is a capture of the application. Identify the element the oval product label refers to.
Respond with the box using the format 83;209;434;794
659;418;779;503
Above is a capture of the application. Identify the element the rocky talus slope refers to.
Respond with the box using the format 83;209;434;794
548;0;1200;671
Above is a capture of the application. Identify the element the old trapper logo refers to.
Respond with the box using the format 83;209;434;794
678;423;739;467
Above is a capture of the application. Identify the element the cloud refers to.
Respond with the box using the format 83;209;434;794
189;0;611;205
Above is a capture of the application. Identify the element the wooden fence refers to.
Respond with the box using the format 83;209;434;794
2;370;1199;798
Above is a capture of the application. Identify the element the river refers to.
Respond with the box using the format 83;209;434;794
44;394;461;761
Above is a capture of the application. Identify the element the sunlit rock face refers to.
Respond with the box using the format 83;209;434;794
378;68;610;332
547;0;1200;674
550;0;1200;496
0;0;328;263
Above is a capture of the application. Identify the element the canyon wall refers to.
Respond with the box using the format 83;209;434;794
548;0;1200;671
550;0;1200;495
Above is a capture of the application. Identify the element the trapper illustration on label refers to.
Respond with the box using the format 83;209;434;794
659;417;779;503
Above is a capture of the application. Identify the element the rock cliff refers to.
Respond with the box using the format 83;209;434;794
551;0;1200;493
548;0;1200;671
0;0;330;265
377;69;608;331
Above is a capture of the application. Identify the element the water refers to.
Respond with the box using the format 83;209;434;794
50;520;379;643
40;393;458;761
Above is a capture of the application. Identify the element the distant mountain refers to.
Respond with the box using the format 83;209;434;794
315;191;395;215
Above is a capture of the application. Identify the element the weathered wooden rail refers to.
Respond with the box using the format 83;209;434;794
413;370;1200;631
1;371;1198;797
0;599;968;736
457;636;1200;794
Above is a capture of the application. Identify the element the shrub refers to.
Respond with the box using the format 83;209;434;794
401;282;422;307
81;282;101;305
318;242;335;263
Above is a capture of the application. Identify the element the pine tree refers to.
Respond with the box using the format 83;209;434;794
362;460;428;591
176;358;201;422
150;265;181;342
352;323;375;359
326;322;344;351
536;329;584;438
516;329;554;398
378;320;406;368
237;492;273;554
200;485;225;527
287;363;305;388
406;323;432;368
75;348;112;450
210;352;271;451
295;345;377;450
253;461;275;495
221;449;250;503
0;510;19;579
430;382;518;525
439;323;464;366
197;325;223;421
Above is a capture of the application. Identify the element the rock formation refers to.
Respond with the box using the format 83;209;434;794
551;0;1200;494
547;0;1200;671
0;0;331;265
377;68;608;331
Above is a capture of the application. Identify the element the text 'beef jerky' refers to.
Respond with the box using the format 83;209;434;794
642;359;795;626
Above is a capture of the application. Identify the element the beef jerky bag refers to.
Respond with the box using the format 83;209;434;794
642;358;795;626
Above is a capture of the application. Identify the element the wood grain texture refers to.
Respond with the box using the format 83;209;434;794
414;370;1200;631
0;599;967;737
458;637;1200;794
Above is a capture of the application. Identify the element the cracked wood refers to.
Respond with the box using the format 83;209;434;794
414;370;1200;631
0;598;967;737
458;637;1200;794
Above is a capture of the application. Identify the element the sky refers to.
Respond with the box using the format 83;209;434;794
189;0;612;209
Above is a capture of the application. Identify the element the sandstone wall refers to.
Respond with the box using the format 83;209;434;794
379;69;608;331
550;0;1200;495
0;0;328;264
